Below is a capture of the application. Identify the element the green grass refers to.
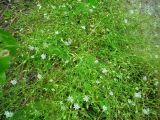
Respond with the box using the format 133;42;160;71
0;0;159;119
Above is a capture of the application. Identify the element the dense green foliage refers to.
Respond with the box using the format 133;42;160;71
0;0;159;120
0;29;17;85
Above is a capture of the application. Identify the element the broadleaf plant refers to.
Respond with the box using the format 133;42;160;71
0;29;17;85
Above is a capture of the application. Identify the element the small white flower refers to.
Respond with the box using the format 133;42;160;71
44;13;49;19
31;55;35;58
49;79;53;82
134;92;141;98
51;88;55;91
143;76;147;81
89;9;93;13
55;31;60;35
64;60;69;64
81;26;86;30
59;101;63;105
102;105;107;111
154;81;159;86
132;102;136;106
128;99;132;104
64;39;72;46
129;10;134;14
96;80;100;84
142;108;150;115
83;95;90;102
94;59;99;64
43;43;49;48
20;28;23;31
90;25;94;28
135;87;139;90
37;74;42;79
92;5;96;9
73;103;80;110
67;96;74;103
124;19;128;24
4;111;13;118
61;5;66;8
51;5;56;9
102;68;108;74
10;80;17;85
44;13;47;16
41;54;46;59
28;45;35;51
100;76;103;79
109;91;113;96
37;3;42;9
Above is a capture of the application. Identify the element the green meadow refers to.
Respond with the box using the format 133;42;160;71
0;0;159;119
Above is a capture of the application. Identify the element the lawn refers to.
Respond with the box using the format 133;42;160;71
0;0;159;120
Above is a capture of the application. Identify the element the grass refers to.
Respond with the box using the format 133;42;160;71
0;0;160;119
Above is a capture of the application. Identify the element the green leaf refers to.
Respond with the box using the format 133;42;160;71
0;56;10;73
0;29;17;55
0;72;6;85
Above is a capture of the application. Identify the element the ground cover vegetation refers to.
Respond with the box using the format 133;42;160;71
0;0;159;119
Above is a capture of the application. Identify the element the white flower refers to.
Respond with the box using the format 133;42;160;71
73;103;80;110
51;5;56;9
142;108;150;115
128;99;132;104
90;25;94;28
89;9;93;13
96;80;100;84
4;111;13;118
37;74;42;79
37;3;42;9
135;87;139;90
67;96;74;103
64;39;72;46
83;95;90;102
102;105;107;111
51;88;55;91
129;10;134;14
100;76;103;79
44;13;49;19
132;102;136;106
154;81;159;86
49;79;53;82
28;45;35;51
102;68;108;74
143;76;147;81
94;59;99;64
44;13;47;16
55;31;60;35
10;80;17;85
43;43;49;48
109;91;113;96
124;19;128;24
81;26;86;30
41;54;46;59
61;5;66;8
134;92;141;98
31;55;35;58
